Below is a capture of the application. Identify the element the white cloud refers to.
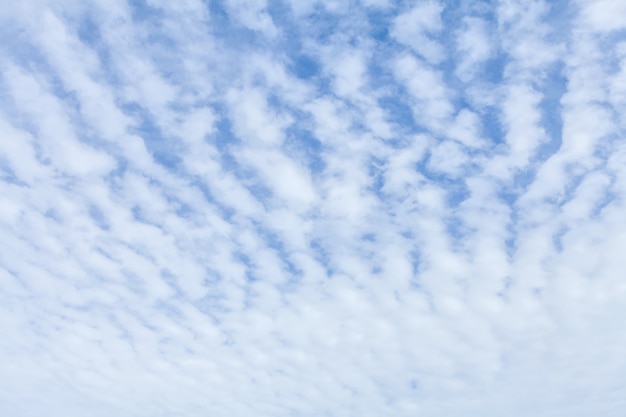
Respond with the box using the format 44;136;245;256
330;49;369;98
0;115;50;184
391;1;445;64
226;86;292;146
237;147;317;209
448;109;485;148
580;0;626;32
2;64;116;177
497;0;563;78
497;83;548;173
428;140;469;177
223;0;278;37
394;53;454;131
455;17;494;81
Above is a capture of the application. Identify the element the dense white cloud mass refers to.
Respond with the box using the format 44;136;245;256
1;1;625;416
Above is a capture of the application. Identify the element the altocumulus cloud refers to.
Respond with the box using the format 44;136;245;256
1;1;626;416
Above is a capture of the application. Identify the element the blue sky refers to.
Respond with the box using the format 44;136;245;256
1;0;626;416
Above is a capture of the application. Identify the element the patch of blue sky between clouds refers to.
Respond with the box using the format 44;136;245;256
2;0;626;416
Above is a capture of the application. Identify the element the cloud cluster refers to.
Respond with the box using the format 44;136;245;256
1;1;625;416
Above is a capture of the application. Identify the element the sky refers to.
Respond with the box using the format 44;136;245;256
1;0;626;416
